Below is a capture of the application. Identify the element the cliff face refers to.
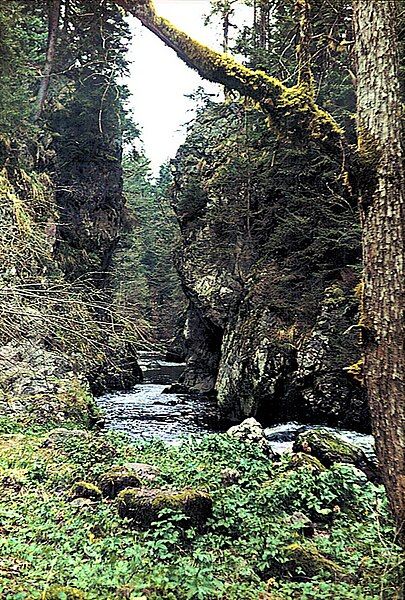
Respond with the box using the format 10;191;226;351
0;138;96;425
0;134;142;426
172;103;369;431
51;96;125;287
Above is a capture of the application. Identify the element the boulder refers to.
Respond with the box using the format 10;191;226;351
117;488;212;529
69;481;102;501
289;452;326;473
41;428;89;449
284;543;350;581
292;429;379;481
123;462;161;482
99;466;142;499
227;418;275;457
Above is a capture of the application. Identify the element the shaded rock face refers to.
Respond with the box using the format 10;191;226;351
52;115;124;287
172;103;369;431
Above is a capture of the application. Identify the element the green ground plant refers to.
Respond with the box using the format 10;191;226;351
0;419;402;599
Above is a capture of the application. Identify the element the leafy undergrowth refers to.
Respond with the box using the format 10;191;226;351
0;419;403;600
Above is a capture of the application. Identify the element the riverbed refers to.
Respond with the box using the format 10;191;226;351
97;352;375;456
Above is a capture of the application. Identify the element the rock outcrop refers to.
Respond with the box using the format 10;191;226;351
171;102;369;431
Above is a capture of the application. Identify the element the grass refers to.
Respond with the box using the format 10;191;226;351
0;418;403;599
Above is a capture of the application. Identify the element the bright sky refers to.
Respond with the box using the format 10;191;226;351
124;0;251;175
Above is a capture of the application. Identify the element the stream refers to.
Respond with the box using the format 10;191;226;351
97;352;375;457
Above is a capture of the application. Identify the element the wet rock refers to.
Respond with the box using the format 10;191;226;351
117;488;213;529
287;511;315;537
227;418;275;457
69;481;102;501
293;429;379;481
221;468;241;486
162;383;190;395
99;466;142;499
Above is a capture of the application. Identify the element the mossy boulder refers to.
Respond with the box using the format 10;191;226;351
99;466;142;499
69;481;102;501
292;429;379;481
117;488;213;529
43;585;85;599
284;543;350;581
289;452;326;473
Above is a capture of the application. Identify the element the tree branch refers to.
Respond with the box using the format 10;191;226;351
111;0;346;156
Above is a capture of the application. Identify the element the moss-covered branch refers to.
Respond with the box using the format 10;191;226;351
112;0;346;154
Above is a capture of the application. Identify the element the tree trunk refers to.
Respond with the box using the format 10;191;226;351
353;0;405;545
35;0;61;120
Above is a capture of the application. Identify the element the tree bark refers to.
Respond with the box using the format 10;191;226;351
353;0;405;544
35;0;62;120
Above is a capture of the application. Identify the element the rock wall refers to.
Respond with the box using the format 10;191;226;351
172;103;369;431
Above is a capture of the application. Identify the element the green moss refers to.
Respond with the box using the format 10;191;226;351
285;543;349;580
69;480;102;501
43;585;86;600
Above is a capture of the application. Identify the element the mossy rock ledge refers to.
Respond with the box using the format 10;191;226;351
292;429;379;481
99;466;142;498
117;488;213;529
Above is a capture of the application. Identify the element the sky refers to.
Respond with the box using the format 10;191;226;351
124;0;251;175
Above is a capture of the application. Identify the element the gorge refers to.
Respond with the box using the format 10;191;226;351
0;0;403;598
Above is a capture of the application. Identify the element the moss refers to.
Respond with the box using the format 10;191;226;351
43;585;86;600
69;480;102;501
99;466;142;498
344;357;364;383
117;487;213;529
284;543;350;580
290;452;326;473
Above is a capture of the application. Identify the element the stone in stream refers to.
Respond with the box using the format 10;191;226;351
292;429;379;481
227;418;276;457
99;466;142;498
117;488;213;529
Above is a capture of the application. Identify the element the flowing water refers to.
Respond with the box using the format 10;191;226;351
97;352;375;456
96;352;222;442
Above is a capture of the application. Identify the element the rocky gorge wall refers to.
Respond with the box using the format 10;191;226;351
172;102;369;432
0;135;141;427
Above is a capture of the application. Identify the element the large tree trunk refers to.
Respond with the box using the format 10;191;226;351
353;0;405;544
35;0;61;120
